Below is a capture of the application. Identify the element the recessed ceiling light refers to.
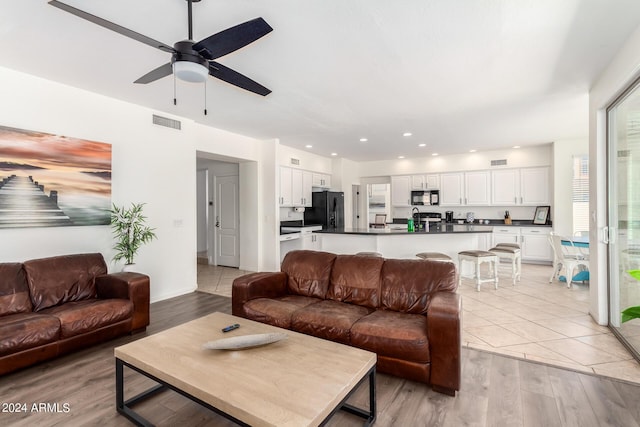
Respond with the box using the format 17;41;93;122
398;155;405;159
403;132;412;137
359;138;368;142
469;149;477;153
432;153;439;156
330;152;337;156
305;145;312;148
418;143;426;147
512;145;520;149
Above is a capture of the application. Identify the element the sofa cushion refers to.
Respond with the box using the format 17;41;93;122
291;300;373;345
24;253;107;312
351;310;430;363
281;250;337;299
0;313;60;356
39;299;132;338
381;259;457;314
244;295;322;329
0;263;32;315
326;255;383;308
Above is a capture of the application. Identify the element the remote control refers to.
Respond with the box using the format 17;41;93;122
221;323;240;333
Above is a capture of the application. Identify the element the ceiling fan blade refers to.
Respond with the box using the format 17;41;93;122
209;62;271;96
134;63;173;84
48;0;174;52
193;18;273;60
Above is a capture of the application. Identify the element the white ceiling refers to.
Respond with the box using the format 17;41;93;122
2;0;640;161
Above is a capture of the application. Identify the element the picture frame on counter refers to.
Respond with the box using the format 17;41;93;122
532;205;550;225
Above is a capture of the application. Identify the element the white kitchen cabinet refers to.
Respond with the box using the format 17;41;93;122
464;171;491;205
492;226;520;246
411;174;440;190
291;168;303;206
300;232;321;250
491;226;552;263
312;173;331;188
491;167;550;206
280;168;316;207
440;173;464;206
279;166;293;206
302;171;313;207
520;167;550;205
491;169;520;205
440;171;490;206
391;175;411;206
521;227;553;262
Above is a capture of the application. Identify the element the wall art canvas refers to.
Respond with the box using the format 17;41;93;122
0;125;111;228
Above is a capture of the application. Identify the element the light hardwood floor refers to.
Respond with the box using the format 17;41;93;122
2;291;640;426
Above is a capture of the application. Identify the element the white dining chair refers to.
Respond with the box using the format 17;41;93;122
548;232;589;288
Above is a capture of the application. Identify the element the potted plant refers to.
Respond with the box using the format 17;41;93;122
110;202;157;270
622;270;640;323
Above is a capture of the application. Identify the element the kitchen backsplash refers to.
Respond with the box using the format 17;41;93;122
392;205;545;223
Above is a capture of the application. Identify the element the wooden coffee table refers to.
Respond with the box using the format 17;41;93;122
114;312;376;426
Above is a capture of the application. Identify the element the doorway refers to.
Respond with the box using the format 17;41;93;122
196;157;240;267
607;77;640;360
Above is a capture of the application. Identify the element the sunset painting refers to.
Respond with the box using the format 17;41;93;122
0;125;111;228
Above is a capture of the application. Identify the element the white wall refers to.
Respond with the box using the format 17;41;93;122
0;66;277;301
589;24;640;324
552;138;588;236
358;145;552;177
278;145;333;172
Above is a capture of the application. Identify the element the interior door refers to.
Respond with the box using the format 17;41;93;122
215;175;240;267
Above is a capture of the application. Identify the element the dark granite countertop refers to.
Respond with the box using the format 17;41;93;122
315;224;495;235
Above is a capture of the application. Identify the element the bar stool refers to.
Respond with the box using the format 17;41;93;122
489;245;521;285
458;250;499;291
416;252;454;262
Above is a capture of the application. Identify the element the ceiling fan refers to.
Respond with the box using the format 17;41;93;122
48;0;273;96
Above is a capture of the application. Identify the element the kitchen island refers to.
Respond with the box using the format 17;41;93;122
316;224;494;261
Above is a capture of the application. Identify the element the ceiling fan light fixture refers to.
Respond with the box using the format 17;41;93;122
173;61;209;83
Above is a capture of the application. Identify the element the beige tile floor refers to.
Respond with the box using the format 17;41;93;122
197;259;640;384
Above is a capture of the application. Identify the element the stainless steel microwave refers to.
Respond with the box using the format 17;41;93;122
411;190;439;205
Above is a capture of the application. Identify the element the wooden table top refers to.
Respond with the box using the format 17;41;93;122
114;312;376;427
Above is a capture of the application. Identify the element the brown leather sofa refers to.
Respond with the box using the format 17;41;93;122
232;250;461;395
0;253;150;375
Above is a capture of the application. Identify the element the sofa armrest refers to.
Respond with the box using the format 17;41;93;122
427;291;461;395
95;272;150;332
232;272;287;317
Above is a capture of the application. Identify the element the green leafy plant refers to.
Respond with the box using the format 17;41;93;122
621;270;640;323
110;202;156;265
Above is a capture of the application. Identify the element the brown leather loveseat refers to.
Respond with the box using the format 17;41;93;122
232;250;461;395
0;253;150;375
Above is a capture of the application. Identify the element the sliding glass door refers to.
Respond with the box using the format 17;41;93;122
607;79;640;359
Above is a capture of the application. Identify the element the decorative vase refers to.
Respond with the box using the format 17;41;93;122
122;263;136;272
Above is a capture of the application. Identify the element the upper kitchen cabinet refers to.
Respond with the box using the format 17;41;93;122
312;173;331;189
411;174;440;190
440;173;464;206
491;167;550;206
440;171;491;206
391;175;411;206
520;167;550;205
279;166;293;206
465;171;491;205
280;167;315;207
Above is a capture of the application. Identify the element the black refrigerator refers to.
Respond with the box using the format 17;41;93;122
304;191;344;229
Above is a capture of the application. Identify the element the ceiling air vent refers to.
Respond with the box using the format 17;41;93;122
290;158;300;166
152;114;181;130
491;159;508;166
